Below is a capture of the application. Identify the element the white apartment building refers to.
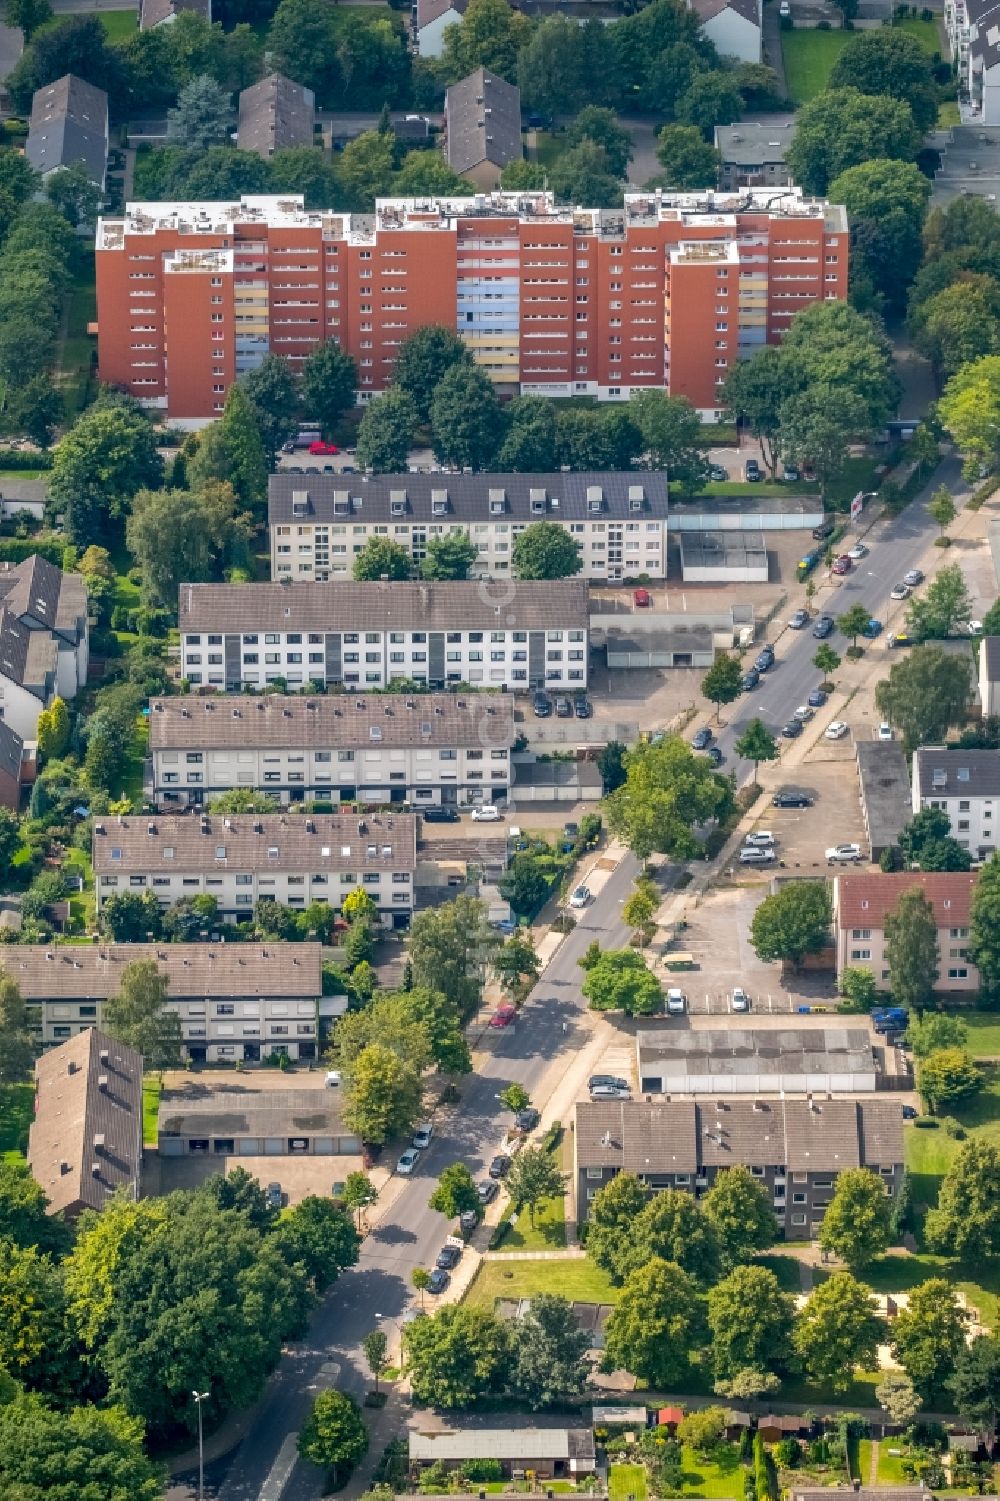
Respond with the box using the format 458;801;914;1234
2;942;325;1063
268;473;669;583
0;556;89;741
93;811;418;927
946;0;1000;121
148;691;516;810
178;579;590;692
912;747;1000;859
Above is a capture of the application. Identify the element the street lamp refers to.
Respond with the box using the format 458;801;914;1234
192;1390;209;1501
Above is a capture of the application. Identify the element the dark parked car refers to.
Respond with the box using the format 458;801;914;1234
782;719;803;738
555;696;573;718
589;1074;629;1091
265;1182;283;1210
772;790;813;808
741;667;760;691
436;1243;462;1270
812;519;835;541
706;746;723;766
812;615;834;639
708;464;728;482
807;688;827;707
478;1179;500;1203
574;696;592;719
489;1154;511;1179
902;1105;918;1120
903;569;924;587
428;1268;450;1294
744;458;762;482
422;806;459;823
692;727;713;750
532;692;552;717
515;1108;540;1132
755;646;775;672
459;1209;479;1233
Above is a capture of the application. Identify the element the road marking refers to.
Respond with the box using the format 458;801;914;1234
257;1433;300;1501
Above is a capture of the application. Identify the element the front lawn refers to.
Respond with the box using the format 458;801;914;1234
755;1253;806;1291
609;1465;647;1501
678;1445;746;1499
99;9;138;39
781;19;941;103
858;1440;908;1486
0;1082;33;1162
962;1012;1000;1058
496;1192;566;1250
463;1255;618;1310
142;1075;161;1147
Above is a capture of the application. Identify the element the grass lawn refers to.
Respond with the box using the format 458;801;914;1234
119;715;149;805
532;130;568;170
463;1255;618;1310
609;1465;648;1501
858;1440;909;1486
497;1192;566;1250
58;254;97;417
781;19;941;102
962;1012;1000;1058
779;1368;882;1407
98;9;138;40
679;1445;746;1499
0;1082;33;1162
756;1252;806;1291
142;1075;161;1147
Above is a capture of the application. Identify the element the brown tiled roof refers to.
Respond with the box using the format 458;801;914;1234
692;0;760;24
237;73;315;158
575;1099;903;1175
149;691;515;752
28;1028;142;1218
416;0;467;29
446;67;522;175
93;811;417;876
178;579;590;635
0;942;322;1000
140;0;209;28
835;871;977;930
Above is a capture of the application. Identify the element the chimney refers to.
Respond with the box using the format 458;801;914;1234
66;1060;77;1075
59;1160;69;1175
92;1132;105;1151
99;1048;109;1065
98;1075;108;1092
91;1162;101;1177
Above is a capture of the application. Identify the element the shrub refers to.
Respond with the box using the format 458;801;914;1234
463;1460;504;1482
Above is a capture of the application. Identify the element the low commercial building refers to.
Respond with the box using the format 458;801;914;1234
445;68;522;188
158;1087;361;1157
510;759;603;803
268;472;669;583
912;746;1000;858
93;811;418;927
179;579;590;693
833;870;979;994
1;942;324;1062
637;1025;879;1097
409;1427;597;1479
28;1028;143;1218
148;692;516;810
26;73;109;191
603;625;716;670
715;117;795;191
679;531;768;583
574;1097;904;1237
237;73;315;159
856;741;912;861
0;555;89;742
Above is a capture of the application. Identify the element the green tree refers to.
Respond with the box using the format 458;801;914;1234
602;1258;704;1386
49;398;164;545
792;1271;883;1392
103;959;183;1068
655;123;720;188
626;1188;721;1285
899;806;972;873
782;299;899;429
241;353;300;462
885;884;939;1014
702;1165;777;1270
420;532;480;581
430;363;505;471
492;932;541;997
582;947;662;1016
343;1170;378;1230
511;520;583;580
604;735;731;861
356;387;417;473
919;1048;981;1115
0;1236;70;1390
516;15;588;115
0;1158;70;1257
36;696;70;759
828;28;939;133
707;1265;793;1381
499;1082;530;1116
701;651;742;721
750;881;831;968
939;354;1000;477
785;87;920;196
949;1335;1000;1433
839;965;878;1011
297;1390;368;1482
781;385;871;502
408;895;498;1021
622;879;658;944
100;889;162;942
5;0;52;36
393;150;468;197
126;482;252;609
598;739;628;793
342;887;379;925
167;73;231;148
392;324;474;425
734;718;779;784
180;382;268;510
277;1198;360;1292
10;370;63;446
629;389;709;494
301;339;357;438
511;1293;589;1409
411;1265;431;1307
814;643;841;685
722;346;799;477
337;130;396;210
342;1043;422;1145
890;1277;969;1401
404;1304;512;1407
908;1010;968;1057
505;1146;566;1227
838;602;874;650
441;0;531;81
913;278;1000;378
586;1172;651;1284
567;105;633;176
876;1369;922;1426
0;1394;165;1501
926;1139;1000;1265
971;852;1000;1004
0;810;21;885
363;1327;389;1394
208;788;280;813
906;564;972;642
827;157;930;309
875;645;974;753
819;1166;893;1268
201;1166;276;1233
429;1162;480;1220
352;536;412;582
496;395;558;471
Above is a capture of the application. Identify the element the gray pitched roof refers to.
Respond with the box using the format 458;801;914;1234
0;942;322;1000
179;579;590;635
415;0;467;27
0;717;25;783
0;554;87;642
28;1028;143;1217
693;0;761;24
150;690;516;752
93;810;418;876
140;0;210;27
26;73;107;186
575;1098;904;1175
237;73;315;158
445;68;522;175
914;746;1000;799
983;635;1000;683
268;471;668;527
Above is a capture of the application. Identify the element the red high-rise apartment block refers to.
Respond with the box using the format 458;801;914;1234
95;189;848;422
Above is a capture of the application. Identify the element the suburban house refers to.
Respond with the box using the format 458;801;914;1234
268;472;669;583
140;0;210;27
25;74;109;192
946;0;1000;122
691;0;762;62
715;117;795;191
574;1097;904;1238
857;741;913;862
237;73;315;159
445;68;522;189
93;811;418;927
980;635;1000;716
636;1026;881;1097
28;1028;143;1219
409;1426;597;1479
1;942;325;1062
913;746;1000;858
147;691;516;811
412;0;468;56
833;871;979;994
178;579;590;693
157;1086;361;1159
0;555;89;742
0;718;34;809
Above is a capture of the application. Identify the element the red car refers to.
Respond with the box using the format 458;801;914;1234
633;587;651;607
831;554;852;576
489;1005;517;1028
308;441;339;455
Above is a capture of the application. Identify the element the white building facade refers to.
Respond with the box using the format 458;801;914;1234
912;747;1000;858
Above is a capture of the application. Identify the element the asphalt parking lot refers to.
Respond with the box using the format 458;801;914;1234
741;743;869;874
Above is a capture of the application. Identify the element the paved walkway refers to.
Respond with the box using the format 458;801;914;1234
869;1440;880;1485
486;1247;587;1261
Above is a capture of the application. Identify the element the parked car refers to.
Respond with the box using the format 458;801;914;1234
428;1269;450;1294
826;843;863;862
783;462;799;482
574;696;592;719
788;609;809;630
862;618;883;638
308;441;339;455
888;632;915;649
397;1149;420;1175
876;722;894;741
793;705;814;722
903;568;924;586
706;746;723;766
532;692;552;717
489;1004;517;1028
569;885;591;908
265;1182;283;1210
471;804;501;822
459;1210;479;1233
436;1242;463;1270
807;687;827;707
825;720;849;739
902;1105;918;1120
489;1155;511;1179
812;615;834;638
589;1074;630;1091
965;619;984;635
708;464;728;481
412;1123;434;1150
666;987;686;1014
731;987;751;1012
782;719;803;738
831;554;852;576
745;458;762;482
741;667;760;691
847;543;868;561
422;806;459;823
590;1083;631;1099
739;846;777;864
633;587;651;607
555;696;573;718
755;645;775;671
745;831;776;847
324;1070;342;1087
478;1179;500;1204
773;790;812;807
890;582;911;600
692;727;713;750
515;1108;540;1132
812;519;835;541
